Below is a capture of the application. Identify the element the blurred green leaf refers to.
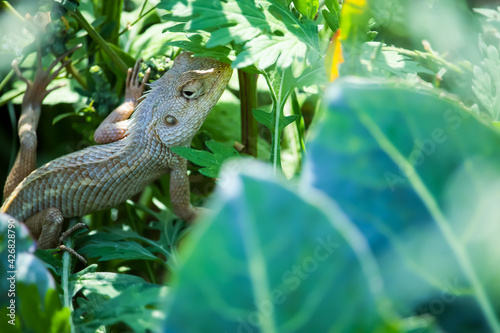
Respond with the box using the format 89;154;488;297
0;216;56;307
304;77;500;331
163;161;399;332
0;284;70;333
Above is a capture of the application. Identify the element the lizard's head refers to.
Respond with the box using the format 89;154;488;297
149;52;232;147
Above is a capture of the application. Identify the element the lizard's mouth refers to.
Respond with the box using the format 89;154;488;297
209;64;233;93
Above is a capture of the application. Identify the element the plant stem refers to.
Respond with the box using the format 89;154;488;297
69;10;128;73
66;63;88;90
62;220;77;333
0;70;14;93
100;0;123;46
119;3;156;36
1;1;25;22
238;69;258;157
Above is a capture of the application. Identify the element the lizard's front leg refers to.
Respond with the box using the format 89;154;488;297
169;157;199;222
94;59;150;143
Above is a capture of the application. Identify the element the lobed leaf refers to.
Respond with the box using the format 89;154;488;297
171;140;240;178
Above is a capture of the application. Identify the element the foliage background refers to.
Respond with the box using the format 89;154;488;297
1;0;500;332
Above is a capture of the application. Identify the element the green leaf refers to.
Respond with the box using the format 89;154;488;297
77;224;175;268
69;264;149;298
293;0;319;20
322;8;339;32
70;266;167;332
0;88;24;107
160;0;324;174
167;34;236;64
305;77;500;331
0;216;56;307
232;34;309;75
163;161;399;332
0;285;70;333
128;24;176;60
325;0;340;14
253;67;302;172
253;109;298;133
77;225;171;263
171;140;240;178
78;240;159;261
159;0;322;72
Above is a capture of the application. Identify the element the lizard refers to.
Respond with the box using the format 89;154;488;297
1;50;233;250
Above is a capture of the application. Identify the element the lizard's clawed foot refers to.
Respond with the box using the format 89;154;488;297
58;222;89;264
58;245;87;264
124;58;150;103
59;222;89;243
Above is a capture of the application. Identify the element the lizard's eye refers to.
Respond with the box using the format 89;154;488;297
181;80;205;100
165;115;178;126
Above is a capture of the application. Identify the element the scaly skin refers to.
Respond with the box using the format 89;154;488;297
1;52;232;249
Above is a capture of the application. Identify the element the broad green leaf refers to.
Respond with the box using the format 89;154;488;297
171;140;240;178
163;161;400;332
303;77;500;331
